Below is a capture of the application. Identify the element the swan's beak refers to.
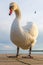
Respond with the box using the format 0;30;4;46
9;9;12;15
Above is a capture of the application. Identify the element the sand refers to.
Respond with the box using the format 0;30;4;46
0;54;43;65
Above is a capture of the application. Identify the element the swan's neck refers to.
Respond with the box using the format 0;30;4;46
15;8;21;19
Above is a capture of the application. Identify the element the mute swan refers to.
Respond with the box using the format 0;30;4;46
9;2;38;58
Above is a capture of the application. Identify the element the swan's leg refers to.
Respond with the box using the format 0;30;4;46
16;46;19;57
28;44;33;58
29;45;32;57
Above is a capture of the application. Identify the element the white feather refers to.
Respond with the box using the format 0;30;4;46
10;2;38;50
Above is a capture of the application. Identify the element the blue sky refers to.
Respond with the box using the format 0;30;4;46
0;0;43;51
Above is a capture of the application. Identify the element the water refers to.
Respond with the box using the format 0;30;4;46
0;50;16;54
0;50;43;54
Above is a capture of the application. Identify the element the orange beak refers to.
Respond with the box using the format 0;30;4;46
9;9;12;15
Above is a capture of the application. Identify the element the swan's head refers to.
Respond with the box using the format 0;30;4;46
9;2;18;15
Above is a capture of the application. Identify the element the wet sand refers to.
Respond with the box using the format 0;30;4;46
0;54;43;65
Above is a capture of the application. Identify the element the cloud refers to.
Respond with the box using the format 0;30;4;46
4;45;11;49
0;43;11;50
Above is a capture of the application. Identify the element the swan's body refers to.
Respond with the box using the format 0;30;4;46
10;18;38;49
9;2;38;57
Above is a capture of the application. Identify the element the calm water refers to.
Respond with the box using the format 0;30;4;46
0;50;43;54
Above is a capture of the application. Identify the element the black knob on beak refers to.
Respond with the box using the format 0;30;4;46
9;13;11;15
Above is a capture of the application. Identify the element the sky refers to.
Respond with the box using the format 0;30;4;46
0;0;43;51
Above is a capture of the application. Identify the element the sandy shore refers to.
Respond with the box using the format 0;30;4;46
0;54;43;65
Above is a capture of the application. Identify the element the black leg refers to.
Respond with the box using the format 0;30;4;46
29;45;32;57
28;45;33;58
16;46;19;57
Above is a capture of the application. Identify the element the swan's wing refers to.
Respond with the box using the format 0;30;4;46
22;22;33;32
22;22;38;39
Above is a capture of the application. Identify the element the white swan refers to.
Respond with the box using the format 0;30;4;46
9;2;38;57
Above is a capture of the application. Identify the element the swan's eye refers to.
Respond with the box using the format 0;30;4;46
9;6;14;10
